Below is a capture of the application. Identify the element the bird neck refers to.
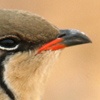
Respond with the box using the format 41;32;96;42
0;51;61;100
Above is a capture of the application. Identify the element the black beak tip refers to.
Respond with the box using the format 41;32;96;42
79;32;92;44
83;36;92;44
59;29;92;46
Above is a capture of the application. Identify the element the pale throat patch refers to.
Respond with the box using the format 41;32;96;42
2;50;61;100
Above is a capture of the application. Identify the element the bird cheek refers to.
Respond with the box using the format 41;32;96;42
0;50;6;56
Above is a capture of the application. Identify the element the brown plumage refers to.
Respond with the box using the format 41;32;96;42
0;9;91;100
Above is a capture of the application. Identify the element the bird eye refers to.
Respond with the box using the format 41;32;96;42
0;37;20;51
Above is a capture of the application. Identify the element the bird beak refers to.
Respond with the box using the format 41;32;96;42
38;29;91;53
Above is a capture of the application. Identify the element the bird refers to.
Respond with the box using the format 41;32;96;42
0;9;91;100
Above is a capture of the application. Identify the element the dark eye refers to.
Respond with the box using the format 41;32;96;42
0;38;20;50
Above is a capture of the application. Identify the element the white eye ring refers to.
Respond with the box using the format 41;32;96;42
0;35;20;51
0;44;19;51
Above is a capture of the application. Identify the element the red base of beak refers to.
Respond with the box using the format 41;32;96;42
38;38;66;53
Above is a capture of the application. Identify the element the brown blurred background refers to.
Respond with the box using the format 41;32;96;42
0;0;99;100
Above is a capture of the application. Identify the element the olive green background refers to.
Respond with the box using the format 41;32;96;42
0;0;99;100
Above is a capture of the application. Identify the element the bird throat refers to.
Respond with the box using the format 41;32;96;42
0;50;61;100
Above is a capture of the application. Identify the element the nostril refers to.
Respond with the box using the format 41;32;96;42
57;33;66;38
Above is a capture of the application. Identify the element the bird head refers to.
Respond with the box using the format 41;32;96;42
0;9;91;100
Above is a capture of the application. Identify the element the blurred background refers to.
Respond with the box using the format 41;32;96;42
0;0;99;100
